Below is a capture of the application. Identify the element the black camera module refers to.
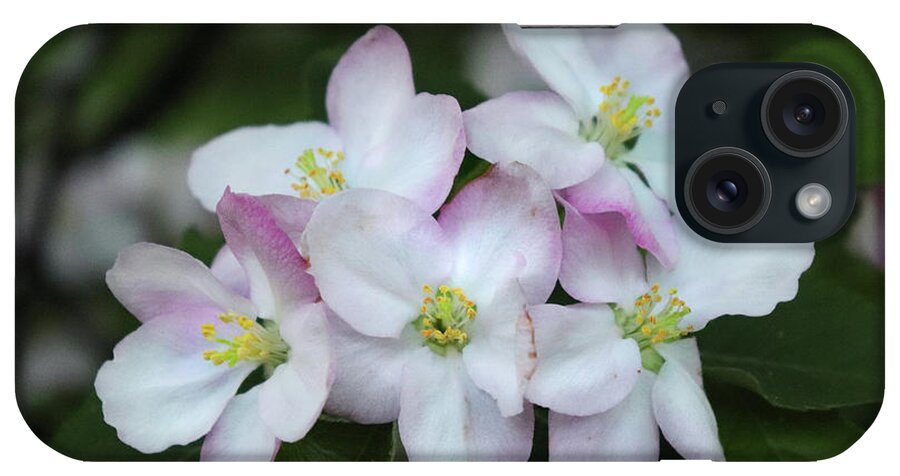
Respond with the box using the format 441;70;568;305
761;70;849;158
684;147;771;235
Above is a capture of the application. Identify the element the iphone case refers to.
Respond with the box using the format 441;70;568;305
15;24;884;461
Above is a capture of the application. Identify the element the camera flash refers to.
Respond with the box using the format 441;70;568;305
795;183;832;220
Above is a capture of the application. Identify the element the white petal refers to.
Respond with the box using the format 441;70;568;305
502;25;608;120
399;348;533;461
323;308;416;424
526;304;641;416
504;24;688;121
463;90;605;189
326;25;415;161
652;346;724;461
106;243;255;324
439;162;562;305
200;387;280;461
210;246;249;298
188;122;342;211
303;188;453;338
341;92;465;215
94;312;256;453
647;219;815;330
558;202;647;304
258;302;332;442
462;282;530;417
549;371;659;461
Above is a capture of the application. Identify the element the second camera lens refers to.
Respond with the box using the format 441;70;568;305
761;70;849;158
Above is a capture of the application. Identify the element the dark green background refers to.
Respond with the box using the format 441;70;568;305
14;24;884;461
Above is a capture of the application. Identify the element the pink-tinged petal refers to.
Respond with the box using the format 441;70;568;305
107;243;255;324
463;91;604;189
526;304;641;416
255;194;318;247
341;92;464;214
464;25;546;98
558;202;648;304
563;164;678;268
258;302;332;442
210;246;249;299
502;25;608;120
439;162;562;305
303;189;453;338
462;282;530;417
200;387;280;461
94;311;256;453
549;371;658;461
323;308;417;424
647;220;815;330
217;189;318;320
399;348;533;461
503;25;688;122
652;341;724;461
326;25;415;161
188;122;342;211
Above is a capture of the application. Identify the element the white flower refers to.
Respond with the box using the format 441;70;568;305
527;211;815;460
463;24;689;267
188;25;464;215
95;190;331;460
302;163;562;460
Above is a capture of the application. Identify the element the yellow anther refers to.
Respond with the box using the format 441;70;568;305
651;283;660;293
647;96;656;105
423;296;434;304
423;285;433;294
439;285;450;293
669;288;678;295
238;315;255;330
644;119;654;128
641;326;651;335
649;315;657;324
420;305;428;314
467;308;477;318
201;323;216;340
202;350;216;360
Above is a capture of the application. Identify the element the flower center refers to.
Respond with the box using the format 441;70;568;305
578;76;661;162
614;283;693;373
413;284;478;356
201;311;289;368
284;147;347;200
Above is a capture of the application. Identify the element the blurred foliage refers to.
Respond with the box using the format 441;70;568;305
16;24;883;462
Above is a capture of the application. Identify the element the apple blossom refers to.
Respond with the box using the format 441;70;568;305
464;24;689;267
189;25;464;215
302;163;561;461
94;190;331;461
527;209;815;460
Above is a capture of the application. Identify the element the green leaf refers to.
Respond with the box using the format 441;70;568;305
275;419;394;461
49;393;201;461
708;381;875;461
698;237;884;410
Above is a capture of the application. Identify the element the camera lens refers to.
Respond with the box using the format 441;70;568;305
715;180;739;203
761;70;849;158
793;104;815;124
684;147;771;234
